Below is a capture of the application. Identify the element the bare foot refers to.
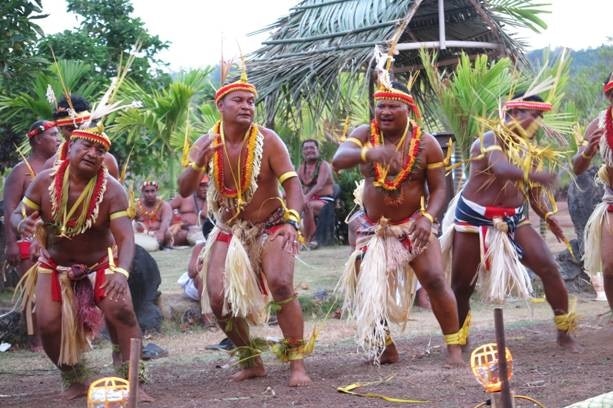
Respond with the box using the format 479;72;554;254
379;342;399;364
444;345;465;368
61;382;88;400
230;358;267;382
288;360;311;387
138;385;155;403
557;331;579;353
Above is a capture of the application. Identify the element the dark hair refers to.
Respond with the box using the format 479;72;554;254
605;72;613;86
301;139;319;149
27;120;50;146
391;81;410;94
53;95;91;119
511;92;545;103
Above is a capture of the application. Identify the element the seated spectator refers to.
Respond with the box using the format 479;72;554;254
169;174;209;246
298;139;335;248
134;181;173;251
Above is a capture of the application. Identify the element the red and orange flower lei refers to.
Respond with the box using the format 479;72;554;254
49;159;107;237
212;121;259;204
605;106;613;151
369;119;423;191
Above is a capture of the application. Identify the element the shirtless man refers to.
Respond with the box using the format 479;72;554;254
178;75;311;386
169;175;208;246
574;72;613;312
45;95;120;178
134;181;172;250
447;94;577;351
12;125;152;402
332;81;463;366
4;121;60;276
298;139;335;246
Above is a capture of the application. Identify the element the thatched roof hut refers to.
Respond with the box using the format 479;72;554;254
248;0;546;123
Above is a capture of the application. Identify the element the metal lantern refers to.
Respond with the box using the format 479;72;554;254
87;377;130;408
470;343;513;393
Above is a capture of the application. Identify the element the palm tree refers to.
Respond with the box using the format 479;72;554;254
0;59;102;135
113;68;214;192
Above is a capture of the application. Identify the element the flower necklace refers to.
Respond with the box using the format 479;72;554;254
605;106;613;151
211;120;260;216
136;199;162;225
369;119;422;191
49;160;107;237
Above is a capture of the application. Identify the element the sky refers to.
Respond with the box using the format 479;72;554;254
38;0;612;72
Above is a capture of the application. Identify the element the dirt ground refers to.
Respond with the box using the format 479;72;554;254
2;202;611;408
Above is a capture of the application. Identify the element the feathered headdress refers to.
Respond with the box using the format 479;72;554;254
214;46;257;104
372;46;420;119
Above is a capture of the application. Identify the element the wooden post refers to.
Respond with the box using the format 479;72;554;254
494;308;513;408
127;337;142;408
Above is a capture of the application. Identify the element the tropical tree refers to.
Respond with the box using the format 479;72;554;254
112;68;215;192
0;59;102;136
38;0;170;89
0;0;48;94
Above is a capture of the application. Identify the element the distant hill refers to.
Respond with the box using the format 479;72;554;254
527;45;612;78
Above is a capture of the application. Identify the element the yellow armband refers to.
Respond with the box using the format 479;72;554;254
346;137;363;148
360;146;369;163
110;210;129;220
188;161;206;172
581;150;594;160
112;267;130;279
482;145;503;153
544;211;555;221
22;196;40;211
426;161;444;170
278;171;298;185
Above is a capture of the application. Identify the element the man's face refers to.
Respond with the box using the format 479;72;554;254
606;90;613;105
375;100;409;133
302;141;319;161
197;180;208;199
509;109;543;139
68;139;106;174
218;90;256;126
142;186;158;205
36;126;61;157
58;125;75;140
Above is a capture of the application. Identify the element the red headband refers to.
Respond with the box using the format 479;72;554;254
55;111;91;127
604;81;613;94
142;180;159;190
27;121;56;139
214;81;257;104
70;129;111;151
374;90;421;119
503;100;552;112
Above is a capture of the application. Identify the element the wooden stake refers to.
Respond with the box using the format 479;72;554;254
127;337;141;408
494;308;513;408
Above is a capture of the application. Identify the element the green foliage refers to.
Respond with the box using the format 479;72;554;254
0;0;48;94
38;0;170;89
487;0;549;32
421;50;516;161
112;68;215;190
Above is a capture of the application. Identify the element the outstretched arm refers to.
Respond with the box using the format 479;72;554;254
332;126;369;171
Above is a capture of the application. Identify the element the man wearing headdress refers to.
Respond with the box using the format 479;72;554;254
573;72;613;313
4;121;60;276
178;71;312;386
332;80;463;366
297;139;335;247
443;94;577;351
11;124;153;401
134;180;173;250
45;95;120;178
169;174;209;246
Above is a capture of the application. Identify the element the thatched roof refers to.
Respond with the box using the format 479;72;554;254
248;0;546;123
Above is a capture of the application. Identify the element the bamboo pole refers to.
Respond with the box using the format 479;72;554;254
127;337;142;408
494;308;513;408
